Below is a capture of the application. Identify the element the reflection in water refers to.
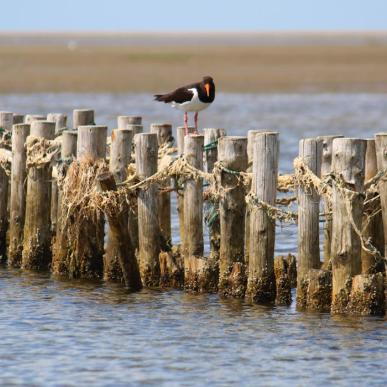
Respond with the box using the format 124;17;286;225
0;93;387;385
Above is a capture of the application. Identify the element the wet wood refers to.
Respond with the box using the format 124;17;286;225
331;138;366;314
8;123;30;266
274;256;292;305
12;114;24;125
117;115;142;129
317;135;343;269
246;132;279;303
150;123;173;247
47;113;67;134
135;133;160;286
297;138;322;308
97;171;142;291
22;121;55;270
218;136;247;298
73;109;94;129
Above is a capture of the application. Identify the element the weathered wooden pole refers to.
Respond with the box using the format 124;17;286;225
317;135;343;268
73;109;94;129
375;133;387;258
25;115;46;124
52;130;78;275
218;136;248;297
331;138;366;314
184;134;209;291
204;128;225;270
0;112;13;261
246;132;279;303
150;123;173;248
176;126;195;246
22;121;56;270
361;139;384;273
104;128;134;282
98;171;142;291
117;115;142;129
47;113;67;134
135;133;160;286
8;124;30;266
296;138;322;308
12;114;25;125
127;124;143;137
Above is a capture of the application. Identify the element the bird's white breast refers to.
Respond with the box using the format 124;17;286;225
172;88;210;112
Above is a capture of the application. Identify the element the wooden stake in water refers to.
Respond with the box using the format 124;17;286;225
246;132;279;303
0;112;13;261
12;114;24;125
47;113;67;134
24;115;46;124
331;138;366;314
296;138;322;308
73;109;94;128
22;121;56;270
375;133;387;259
317;135;343;269
117;116;142;129
105;128;134;282
150;123;173;248
204;128;225;270
8;124;30;267
218;136;248;298
135;133;160;286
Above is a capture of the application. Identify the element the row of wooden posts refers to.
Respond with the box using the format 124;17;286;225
0;109;386;316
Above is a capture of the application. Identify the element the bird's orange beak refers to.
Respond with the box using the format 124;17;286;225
204;83;210;97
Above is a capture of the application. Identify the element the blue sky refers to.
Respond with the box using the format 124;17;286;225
1;0;386;31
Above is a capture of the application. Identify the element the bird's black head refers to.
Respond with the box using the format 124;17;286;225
201;76;215;102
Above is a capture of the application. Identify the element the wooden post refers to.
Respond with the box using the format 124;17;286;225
0;112;13;261
52;130;78;275
47;113;67;134
274;256;292;305
104;128;134;282
97;171;142;291
296;138;322;308
246;132;279;303
150;123;173;248
13;114;25;125
204;128;225;271
25;115;46;124
127;124;143;137
117;116;142;129
317;135;343;269
245;130;264;266
331;138;366;314
22;121;55;270
73;109;94;129
8;124;30;266
183;134;208;291
135;133;160;286
361;139;384;273
176;126;195;246
375;133;387;258
218;136;247;297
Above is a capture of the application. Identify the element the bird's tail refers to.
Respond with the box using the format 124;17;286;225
154;94;171;103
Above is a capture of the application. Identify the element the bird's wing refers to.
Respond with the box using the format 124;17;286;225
154;87;194;104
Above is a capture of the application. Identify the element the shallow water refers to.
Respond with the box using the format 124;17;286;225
0;93;387;386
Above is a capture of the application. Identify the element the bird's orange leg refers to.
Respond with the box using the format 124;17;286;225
184;112;189;135
194;112;199;134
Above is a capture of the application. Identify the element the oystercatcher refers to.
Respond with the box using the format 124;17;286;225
154;76;215;134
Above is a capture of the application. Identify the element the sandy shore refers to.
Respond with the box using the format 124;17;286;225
0;32;387;93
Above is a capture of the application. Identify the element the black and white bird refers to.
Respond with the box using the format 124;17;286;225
154;76;215;134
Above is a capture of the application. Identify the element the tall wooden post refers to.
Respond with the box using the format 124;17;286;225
331;138;366;314
73;109;94;129
204;128;225;270
218;136;248;297
150;123;173;247
246;132;279;303
296;138;322;307
117;116;142;129
13;114;24;124
375;133;387;259
135;133;160;286
317;135;343;268
0;112;13;261
8;124;30;266
47;113;67;134
176;126;195;246
105;128;134;282
25;115;46;124
361;139;384;273
22;121;56;270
